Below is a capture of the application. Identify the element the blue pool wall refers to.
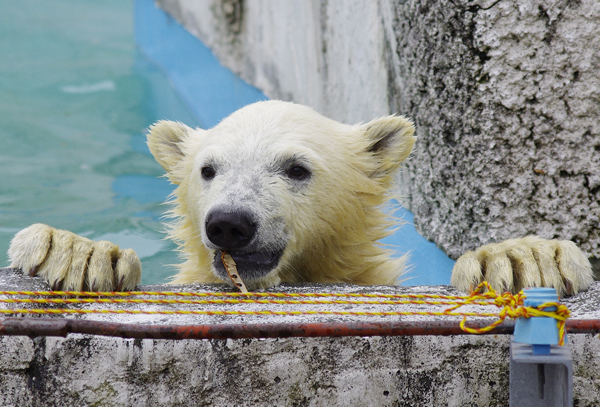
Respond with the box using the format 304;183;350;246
133;0;455;286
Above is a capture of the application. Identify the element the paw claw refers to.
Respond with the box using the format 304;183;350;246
564;279;573;297
452;236;593;296
51;280;62;291
8;224;142;292
115;276;125;292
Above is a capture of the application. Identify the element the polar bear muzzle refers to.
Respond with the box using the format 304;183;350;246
205;209;284;280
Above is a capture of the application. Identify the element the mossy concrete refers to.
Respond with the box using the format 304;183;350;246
1;268;599;406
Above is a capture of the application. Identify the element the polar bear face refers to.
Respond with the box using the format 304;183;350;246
148;101;415;289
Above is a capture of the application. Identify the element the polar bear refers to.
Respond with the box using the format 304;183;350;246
7;101;594;295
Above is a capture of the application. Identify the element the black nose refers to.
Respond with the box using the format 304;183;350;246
205;210;256;250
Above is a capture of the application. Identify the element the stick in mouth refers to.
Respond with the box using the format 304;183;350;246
221;251;249;293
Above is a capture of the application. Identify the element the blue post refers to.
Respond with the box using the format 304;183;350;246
509;287;573;406
513;287;565;354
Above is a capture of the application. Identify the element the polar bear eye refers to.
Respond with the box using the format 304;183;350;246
201;166;216;180
286;165;310;181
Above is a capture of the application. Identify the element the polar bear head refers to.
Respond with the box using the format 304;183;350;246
147;101;415;289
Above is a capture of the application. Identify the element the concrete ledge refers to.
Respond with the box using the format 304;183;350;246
1;268;600;406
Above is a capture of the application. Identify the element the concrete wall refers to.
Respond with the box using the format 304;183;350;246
1;268;600;406
154;0;600;262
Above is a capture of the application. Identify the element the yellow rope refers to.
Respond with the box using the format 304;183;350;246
0;297;493;307
0;290;476;300
455;282;570;345
0;308;500;318
0;282;570;344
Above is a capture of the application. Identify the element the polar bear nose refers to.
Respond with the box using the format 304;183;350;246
205;210;256;250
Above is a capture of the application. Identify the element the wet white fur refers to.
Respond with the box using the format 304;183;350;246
8;101;594;295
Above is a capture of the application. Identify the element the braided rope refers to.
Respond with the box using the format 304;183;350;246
0;282;570;344
0;290;475;300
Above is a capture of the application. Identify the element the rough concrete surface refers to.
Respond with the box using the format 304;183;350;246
153;0;600;263
1;268;600;406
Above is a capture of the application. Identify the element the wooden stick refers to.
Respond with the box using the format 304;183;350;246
221;251;248;293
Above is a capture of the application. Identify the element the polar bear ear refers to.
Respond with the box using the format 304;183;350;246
360;115;416;175
147;120;197;184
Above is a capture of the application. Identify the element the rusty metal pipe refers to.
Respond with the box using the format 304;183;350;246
1;318;599;340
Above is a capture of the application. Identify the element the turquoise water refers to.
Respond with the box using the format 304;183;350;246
0;0;200;284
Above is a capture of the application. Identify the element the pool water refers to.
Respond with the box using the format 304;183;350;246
0;0;202;284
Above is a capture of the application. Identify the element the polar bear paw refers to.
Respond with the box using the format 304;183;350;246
451;236;594;297
8;224;141;291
